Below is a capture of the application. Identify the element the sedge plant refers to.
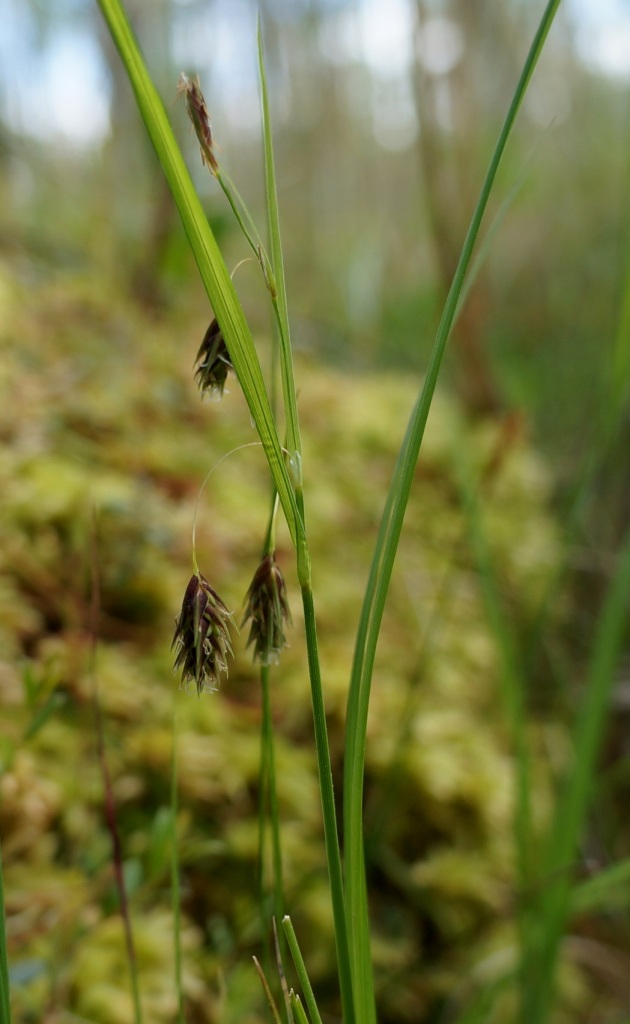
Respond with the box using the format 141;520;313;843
90;1;602;1021
455;451;630;1024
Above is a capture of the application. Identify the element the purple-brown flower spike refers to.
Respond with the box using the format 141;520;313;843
172;573;234;695
194;318;233;399
242;553;292;666
177;73;219;175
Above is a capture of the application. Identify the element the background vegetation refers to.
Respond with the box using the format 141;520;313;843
1;1;630;1022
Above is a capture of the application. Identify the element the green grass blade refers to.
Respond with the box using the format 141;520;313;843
95;0;304;568
261;665;285;929
522;524;630;1023
282;917;324;1024
343;2;562;1017
95;9;350;1012
300;585;355;1024
257;29;352;1018
257;23;302;476
289;993;310;1024
570;858;630;914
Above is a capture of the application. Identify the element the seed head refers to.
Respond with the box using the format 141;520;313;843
177;72;219;175
172;573;234;695
242;553;292;666
194;318;233;399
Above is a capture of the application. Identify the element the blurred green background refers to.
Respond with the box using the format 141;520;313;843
1;1;630;1022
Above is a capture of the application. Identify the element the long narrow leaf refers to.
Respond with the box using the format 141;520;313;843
300;587;355;1023
570;858;630;914
282;917;324;1024
343;2;563;1016
257;28;353;1020
96;0;306;576
522;525;630;1023
257;23;302;476
261;666;285;930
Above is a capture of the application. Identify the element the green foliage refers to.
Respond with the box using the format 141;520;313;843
2;4;630;1023
0;256;582;1022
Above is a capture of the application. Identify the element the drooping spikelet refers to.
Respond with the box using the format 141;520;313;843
242;553;292;666
177;72;219;175
172;573;234;695
194;318;233;399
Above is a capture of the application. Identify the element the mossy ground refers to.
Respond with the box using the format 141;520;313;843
0;258;588;1023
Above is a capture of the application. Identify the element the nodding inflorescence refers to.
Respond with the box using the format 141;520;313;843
172;573;234;695
242;552;292;666
194;318;234;399
178;72;219;175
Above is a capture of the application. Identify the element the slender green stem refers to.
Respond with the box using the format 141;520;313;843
261;664;285;927
282;917;324;1024
0;843;11;1024
301;585;354;1024
216;165;301;489
522;525;630;1023
258;23;302;472
289;993;311;1024
170;715;185;1024
256;28;346;1019
271;918;294;1024
96;0;305;568
570;858;630;914
342;3;563;1019
216;170;265;263
256;717;269;947
262;492;280;556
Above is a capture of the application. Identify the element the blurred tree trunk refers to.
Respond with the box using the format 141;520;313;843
411;0;512;414
96;0;180;308
258;1;375;345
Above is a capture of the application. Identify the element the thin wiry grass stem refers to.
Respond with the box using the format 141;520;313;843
282;916;324;1024
97;0;305;567
343;3;562;1019
261;666;285;926
301;585;354;1024
256;662;287;991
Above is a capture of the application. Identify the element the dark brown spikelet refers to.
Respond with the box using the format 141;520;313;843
194;318;233;399
242;552;292;666
172;573;234;695
177;72;219;175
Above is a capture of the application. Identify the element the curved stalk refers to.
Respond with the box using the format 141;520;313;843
343;3;563;1018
